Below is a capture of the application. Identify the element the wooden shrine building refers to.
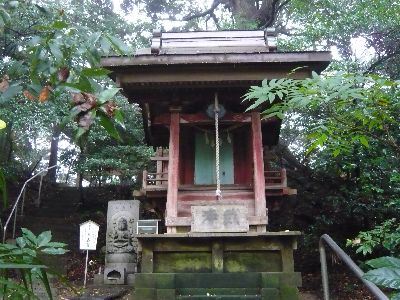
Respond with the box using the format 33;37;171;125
102;30;331;300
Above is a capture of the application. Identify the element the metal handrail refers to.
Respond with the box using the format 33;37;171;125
319;234;388;300
2;165;57;243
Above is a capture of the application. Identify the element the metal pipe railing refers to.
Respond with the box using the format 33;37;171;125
319;234;388;300
2;165;57;243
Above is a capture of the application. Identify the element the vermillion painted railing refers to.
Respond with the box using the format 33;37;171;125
143;166;288;189
319;234;388;300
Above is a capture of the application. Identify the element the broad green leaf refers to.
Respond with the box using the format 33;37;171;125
75;127;88;141
105;34;131;55
0;243;18;250
1;84;22;102
363;267;400;289
99;115;121;141
37;231;52;247
0;8;11;24
359;136;369;147
21;228;37;246
0;264;47;269
45;242;67;248
81;68;111;77
49;42;63;61
15;237;26;248
366;257;400;269
64;76;95;93
100;37;111;54
98;88;120;104
62;82;85;93
52;20;68;30
87;32;102;46
114;110;125;129
22;248;37;258
41;247;68;255
8;1;19;8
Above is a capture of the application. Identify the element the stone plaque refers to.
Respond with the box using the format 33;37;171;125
191;205;249;232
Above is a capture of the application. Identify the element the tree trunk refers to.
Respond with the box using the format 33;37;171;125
229;0;285;27
47;125;61;182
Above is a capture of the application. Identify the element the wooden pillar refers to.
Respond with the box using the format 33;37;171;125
251;112;267;222
166;111;180;233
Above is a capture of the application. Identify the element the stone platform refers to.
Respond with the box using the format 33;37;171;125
134;232;302;300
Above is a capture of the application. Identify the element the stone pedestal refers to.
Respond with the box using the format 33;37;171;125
134;232;302;299
104;200;140;285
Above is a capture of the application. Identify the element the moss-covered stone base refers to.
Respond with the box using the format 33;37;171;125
135;233;301;299
134;272;301;300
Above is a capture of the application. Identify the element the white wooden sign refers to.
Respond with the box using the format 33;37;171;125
79;220;99;250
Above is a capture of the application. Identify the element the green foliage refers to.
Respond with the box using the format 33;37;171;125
285;0;400;77
347;219;400;256
245;71;400;267
0;1;135;143
73;98;152;186
0;228;69;299
244;72;399;158
0;1;153;183
363;256;400;299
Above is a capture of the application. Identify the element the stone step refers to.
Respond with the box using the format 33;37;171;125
177;288;260;296
177;296;261;300
175;273;261;289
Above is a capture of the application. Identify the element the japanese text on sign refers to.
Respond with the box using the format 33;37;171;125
80;220;99;250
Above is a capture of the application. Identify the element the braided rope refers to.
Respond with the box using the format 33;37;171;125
214;93;222;200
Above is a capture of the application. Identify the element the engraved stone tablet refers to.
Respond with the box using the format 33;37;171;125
191;205;249;232
105;200;140;285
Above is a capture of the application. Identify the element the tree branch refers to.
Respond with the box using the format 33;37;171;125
260;0;291;29
182;0;223;21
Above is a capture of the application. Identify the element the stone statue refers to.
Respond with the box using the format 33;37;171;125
104;200;140;285
107;216;136;253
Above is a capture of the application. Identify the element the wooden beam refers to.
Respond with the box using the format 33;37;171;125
154;112;252;125
166;111;180;233
118;67;311;85
101;51;332;68
251;112;267;227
